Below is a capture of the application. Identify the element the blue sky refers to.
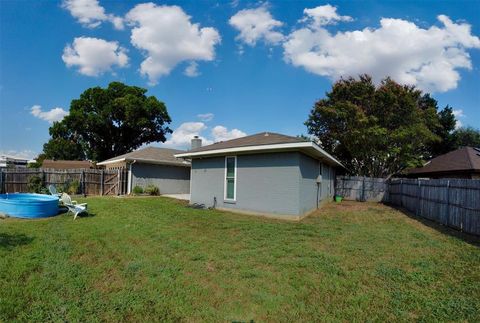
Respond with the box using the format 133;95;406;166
0;0;479;160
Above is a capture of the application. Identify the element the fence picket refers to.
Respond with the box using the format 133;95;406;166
336;176;479;236
1;168;128;196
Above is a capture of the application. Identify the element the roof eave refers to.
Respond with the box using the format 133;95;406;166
97;157;126;166
175;142;344;168
128;158;191;167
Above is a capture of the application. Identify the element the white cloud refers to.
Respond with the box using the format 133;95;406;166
62;37;128;76
453;109;465;129
184;61;200;77
163;121;246;148
62;0;124;30
301;5;352;28
283;10;480;92
197;113;214;122
164;122;213;147
109;15;125;30
229;6;284;46
30;105;68;123
211;125;246;142
126;3;221;84
0;150;37;160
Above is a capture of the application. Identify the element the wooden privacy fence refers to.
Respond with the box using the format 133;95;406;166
389;178;480;236
336;176;480;236
335;176;388;202
0;168;128;196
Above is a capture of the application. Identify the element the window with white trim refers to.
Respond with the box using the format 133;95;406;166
225;156;236;200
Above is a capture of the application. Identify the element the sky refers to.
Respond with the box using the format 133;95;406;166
0;0;479;160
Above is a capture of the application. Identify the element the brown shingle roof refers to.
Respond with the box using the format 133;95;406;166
98;147;190;167
42;160;94;169
188;132;308;153
175;132;344;168
407;147;480;175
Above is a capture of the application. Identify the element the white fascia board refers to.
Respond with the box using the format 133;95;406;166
175;142;344;168
310;143;344;168
97;157;190;167
131;158;191;167
97;157;126;166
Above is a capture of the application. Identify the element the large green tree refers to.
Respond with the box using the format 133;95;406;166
429;104;457;157
452;127;480;148
43;82;172;161
305;75;449;178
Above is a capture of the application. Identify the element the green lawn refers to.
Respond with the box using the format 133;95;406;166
1;197;479;322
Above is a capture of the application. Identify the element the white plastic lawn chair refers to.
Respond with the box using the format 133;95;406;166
48;185;63;198
60;193;87;220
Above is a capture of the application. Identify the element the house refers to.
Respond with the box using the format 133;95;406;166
41;159;95;170
97;147;191;194
0;154;28;169
407;147;480;179
175;132;343;220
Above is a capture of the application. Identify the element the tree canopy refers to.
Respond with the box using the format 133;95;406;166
43;82;172;161
305;75;459;178
452;127;480;148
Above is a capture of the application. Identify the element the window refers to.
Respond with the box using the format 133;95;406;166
225;156;236;200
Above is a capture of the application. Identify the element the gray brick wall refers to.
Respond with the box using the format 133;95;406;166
191;152;301;216
190;151;337;217
132;163;190;194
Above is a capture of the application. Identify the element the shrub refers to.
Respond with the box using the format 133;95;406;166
145;185;159;196
132;186;144;195
68;180;81;195
27;175;44;193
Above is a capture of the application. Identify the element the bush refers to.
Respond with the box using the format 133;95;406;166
27;175;44;193
132;186;144;195
68;180;81;195
145;185;159;196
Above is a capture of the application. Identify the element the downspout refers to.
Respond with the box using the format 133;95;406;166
127;160;137;195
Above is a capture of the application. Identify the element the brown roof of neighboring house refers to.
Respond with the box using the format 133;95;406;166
407;147;480;175
188;132;308;153
175;132;344;168
97;147;190;167
42;159;94;169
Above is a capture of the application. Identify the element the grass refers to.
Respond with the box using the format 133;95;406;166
1;197;479;322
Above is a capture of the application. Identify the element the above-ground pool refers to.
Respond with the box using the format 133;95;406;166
0;193;59;219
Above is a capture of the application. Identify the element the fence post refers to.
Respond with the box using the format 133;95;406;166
446;180;450;228
400;179;403;207
81;170;85;197
416;179;421;216
117;169;120;195
361;177;365;202
100;170;104;196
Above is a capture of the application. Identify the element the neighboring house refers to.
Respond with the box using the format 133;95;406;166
176;132;343;220
0;155;28;169
41;159;95;170
97;147;191;194
407;147;480;179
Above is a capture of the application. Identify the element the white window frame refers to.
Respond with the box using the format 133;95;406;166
224;156;237;201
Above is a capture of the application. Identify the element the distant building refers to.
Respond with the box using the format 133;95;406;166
41;159;95;170
97;147;191;195
0;155;28;169
407;147;480;179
